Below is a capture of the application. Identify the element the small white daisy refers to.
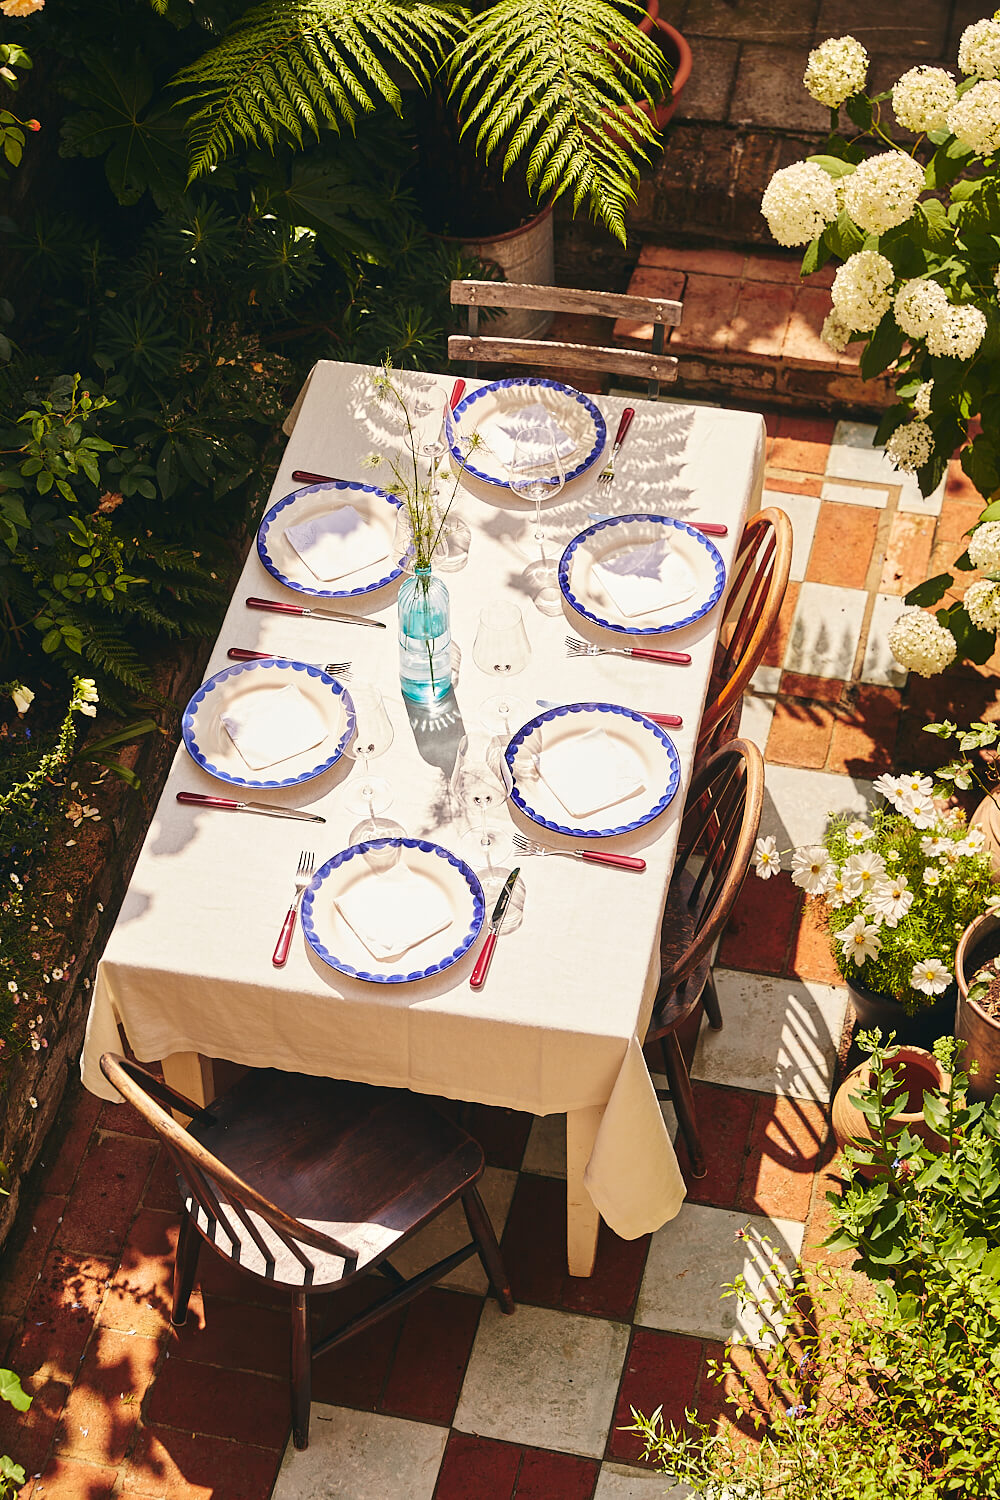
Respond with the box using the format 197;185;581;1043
754;836;782;880
842;850;888;899
826;869;851;909
865;875;914;929
790;846;832;895
838;915;883;967
873;773;907;810
923;867;942;888
844;821;873;846
911;958;953;996
900;791;937;830
921;834;949;856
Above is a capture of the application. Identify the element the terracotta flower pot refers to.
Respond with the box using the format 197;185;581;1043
832;1045;951;1179
955;907;1000;1101
970;794;1000;880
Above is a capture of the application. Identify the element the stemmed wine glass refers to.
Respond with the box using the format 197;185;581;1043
473;600;531;735
507;433;566;615
345;684;405;847
451;732;512;873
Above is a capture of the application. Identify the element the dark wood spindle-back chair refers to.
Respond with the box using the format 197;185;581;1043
697;507;792;758
645;738;765;1177
99;1056;514;1450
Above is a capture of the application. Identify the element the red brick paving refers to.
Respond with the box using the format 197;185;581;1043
806;502;879;589
608;1329;704;1462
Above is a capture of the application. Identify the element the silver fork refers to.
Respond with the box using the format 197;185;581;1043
227;647;351;680
272;850;315;967
565;634;691;665
513;832;645;870
597;408;634;486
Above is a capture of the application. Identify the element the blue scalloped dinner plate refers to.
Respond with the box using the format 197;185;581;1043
257;480;407;599
300;838;486;984
558;515;727;637
444;377;607;489
181;658;355;790
504;703;681;839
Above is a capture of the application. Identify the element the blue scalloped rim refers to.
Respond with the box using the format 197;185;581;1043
504;702;681;838
558;515;727;637
181;658;356;790
257;480;407;599
445;378;607;489
300;838;486;984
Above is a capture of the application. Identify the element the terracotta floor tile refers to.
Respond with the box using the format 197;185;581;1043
673;1084;756;1208
56;1326;161;1465
743;251;814;286
778;672;843;703
10;1248;114;1386
805;502;879;589
607;1328;704;1462
168;1293;287;1378
189;1240;286;1310
144;1357;289;1449
58;1135;157;1258
827;685;901;778
761;580;799;668
380;1289;481;1425
786;897;843;987
39;1087;102;1197
514;1447;598;1499
29;1455;117;1499
763;473;825;497
0;1373;68;1476
801;1152;852;1266
433;1432;520;1499
98;1097;159;1141
729;281;795;358
639;245;746;277
99;1209;180;1338
140;1150;182;1216
695;1339;774;1447
718;872;798;977
501;1173;648;1321
615;267;686;346
736;1098;831;1222
770;414;835;473
122;1424;281;1499
669;274;740;352
0;1194;68;1318
943;458;984;508
879;512;935;597
765;698;835;769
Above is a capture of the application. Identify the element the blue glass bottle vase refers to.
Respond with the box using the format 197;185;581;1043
398;564;452;704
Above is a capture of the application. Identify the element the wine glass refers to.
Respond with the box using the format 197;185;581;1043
345;685;405;846
473;600;530;734
451;731;512;870
507;434;565;616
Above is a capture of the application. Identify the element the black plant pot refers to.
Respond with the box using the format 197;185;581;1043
846;974;956;1049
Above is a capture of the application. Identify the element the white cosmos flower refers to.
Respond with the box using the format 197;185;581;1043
844;821;872;846
842;850;888;898
923;866;942;887
791;846;832;895
10;683;34;716
865;875;913;928
873;772;907;810
825;868;851;909
839;915;883;967
899;772;934;797
963;826;987;852
910;957;953;995
900;790;937;829
754;836;782;879
920;833;949;856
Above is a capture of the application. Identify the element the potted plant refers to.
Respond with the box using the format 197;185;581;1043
955;910;1000;1100
831;1041;951;1175
753;772;999;1045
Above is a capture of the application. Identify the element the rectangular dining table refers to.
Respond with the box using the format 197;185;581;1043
80;360;766;1276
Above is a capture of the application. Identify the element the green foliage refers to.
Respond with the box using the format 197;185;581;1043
59;51;188;206
0;1367;28;1499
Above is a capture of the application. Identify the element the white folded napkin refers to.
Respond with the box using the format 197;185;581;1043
478;402;578;467
220;684;329;771
335;869;454;962
536;728;646;819
592;539;698;619
284;505;389;582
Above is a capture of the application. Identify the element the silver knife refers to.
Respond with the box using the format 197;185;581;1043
176;791;325;823
470;867;520;990
246;596;386;629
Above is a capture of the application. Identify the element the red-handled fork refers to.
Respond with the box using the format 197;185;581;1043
597;408;634;487
513;833;644;870
272;850;315;967
227;647;352;678
565;635;691;666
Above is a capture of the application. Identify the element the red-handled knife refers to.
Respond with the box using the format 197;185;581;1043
245;597;385;629
177;791;325;823
470;867;520;991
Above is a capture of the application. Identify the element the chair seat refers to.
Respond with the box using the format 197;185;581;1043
181;1071;483;1289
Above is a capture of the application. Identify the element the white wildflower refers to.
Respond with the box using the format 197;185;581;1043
873;772;907;809
964;825;987;852
969;520;1000;572
831;251;895;332
791;846;832;895
887;606;957;676
892;66;958;132
845;821;873;847
821;311;853;353
6;981;16;994
866;874;914;927
926;304;987;360
754;835;782;879
894;278;949;338
964;578;1000;631
923;866;942;887
900;772;934;796
910;957;953;995
10;683;34;715
838;914;883;967
885;419;934;474
28;1097;37;1110
803;35;869;108
826;868;851;909
959;18;1000;79
760;161;839;247
842;151;925;234
921;833;949;856
913;380;934;419
947;79;1000;155
900;790;937;829
843;850;888;898
74;678;99;718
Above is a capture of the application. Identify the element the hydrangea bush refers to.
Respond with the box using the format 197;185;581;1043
761;13;1000;674
754;773;998;1011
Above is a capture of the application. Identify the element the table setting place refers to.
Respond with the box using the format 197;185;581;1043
166;363;741;995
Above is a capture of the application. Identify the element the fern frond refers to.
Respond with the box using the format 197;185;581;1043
175;1;465;180
447;0;668;244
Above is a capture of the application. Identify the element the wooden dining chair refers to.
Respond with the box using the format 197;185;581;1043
99;1055;514;1450
697;507;792;758
448;279;682;397
645;737;765;1178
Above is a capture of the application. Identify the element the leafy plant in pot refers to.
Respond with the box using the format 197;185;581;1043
753;771;999;1045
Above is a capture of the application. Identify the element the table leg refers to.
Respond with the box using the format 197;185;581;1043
161;1052;216;1120
566;1104;603;1277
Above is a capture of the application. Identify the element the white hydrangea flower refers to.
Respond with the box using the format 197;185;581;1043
969;520;1000;571
791;846;832;895
887;606;957;677
892;66;958;132
959;18;1000;79
885;419;934;473
754;835;782;879
760;161;839;247
803;35;869;108
821;311;853;353
842;151;925;234
926;304;987;360
913;380;934;419
866;874;914;928
831;251;895;332
964;578;1000;631
947;79;1000;154
911;957;953;995
838;914;883;967
894;278;949;338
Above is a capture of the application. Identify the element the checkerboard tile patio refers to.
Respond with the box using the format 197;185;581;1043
4;405;1000;1500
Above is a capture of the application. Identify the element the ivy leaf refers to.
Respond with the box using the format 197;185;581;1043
904;573;954;607
59;52;187;207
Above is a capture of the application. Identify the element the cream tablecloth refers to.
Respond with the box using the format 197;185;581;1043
81;361;765;1247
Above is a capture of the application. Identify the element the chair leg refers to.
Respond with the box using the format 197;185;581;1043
171;1211;200;1326
661;1032;706;1179
703;968;723;1031
291;1291;311;1450
462;1187;514;1314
